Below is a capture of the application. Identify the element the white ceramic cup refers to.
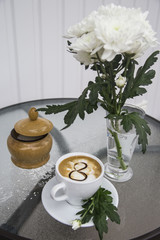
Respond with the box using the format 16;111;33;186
50;152;104;206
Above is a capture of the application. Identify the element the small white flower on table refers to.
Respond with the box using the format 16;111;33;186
71;219;82;230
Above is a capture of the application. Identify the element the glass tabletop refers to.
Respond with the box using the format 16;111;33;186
0;98;160;240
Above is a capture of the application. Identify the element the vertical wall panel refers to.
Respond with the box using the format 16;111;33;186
146;0;160;120
13;0;41;102
83;0;103;15
32;0;43;99
134;0;149;10
0;0;10;107
104;0;121;5
0;0;19;108
40;0;64;99
118;0;134;7
63;0;84;97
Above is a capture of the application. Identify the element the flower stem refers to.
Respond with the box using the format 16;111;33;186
108;128;127;170
94;63;100;78
109;62;117;113
117;88;122;114
96;53;107;76
81;200;94;223
123;55;131;77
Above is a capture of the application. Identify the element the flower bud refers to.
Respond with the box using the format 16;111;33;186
115;75;126;88
71;219;82;230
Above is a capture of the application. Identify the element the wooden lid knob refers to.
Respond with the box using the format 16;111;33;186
28;107;38;121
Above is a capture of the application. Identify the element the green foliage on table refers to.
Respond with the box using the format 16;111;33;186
74;187;120;240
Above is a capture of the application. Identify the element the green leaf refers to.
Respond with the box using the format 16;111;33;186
105;204;120;224
121;112;151;153
63;103;78;129
139;70;155;86
129;87;147;98
138;50;159;73
121;59;136;105
126;60;136;79
78;88;88;119
37;101;79;129
85;100;95;114
75;187;120;240
90;63;101;72
121;51;159;104
120;114;133;132
89;84;99;105
112;54;122;70
37;101;77;114
67;40;72;46
37;83;99;129
93;212;108;240
85;65;89;70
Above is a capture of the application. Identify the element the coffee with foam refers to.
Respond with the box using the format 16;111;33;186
58;155;101;182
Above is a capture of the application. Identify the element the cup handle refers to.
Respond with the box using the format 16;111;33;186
50;182;68;201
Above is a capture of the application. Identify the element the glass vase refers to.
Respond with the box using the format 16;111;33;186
104;104;145;182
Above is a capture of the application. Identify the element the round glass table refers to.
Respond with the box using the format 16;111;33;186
0;99;160;240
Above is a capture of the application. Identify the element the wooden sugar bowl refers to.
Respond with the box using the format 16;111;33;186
7;107;53;169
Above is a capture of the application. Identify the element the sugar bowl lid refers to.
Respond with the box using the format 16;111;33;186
14;107;53;137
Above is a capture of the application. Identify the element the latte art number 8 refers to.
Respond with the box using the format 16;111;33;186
58;156;102;182
69;162;88;181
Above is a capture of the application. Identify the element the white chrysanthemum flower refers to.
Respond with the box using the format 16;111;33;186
70;32;102;53
115;75;126;88
74;51;93;65
73;48;104;65
73;51;96;66
66;4;157;63
71;219;82;230
66;11;97;38
95;4;157;61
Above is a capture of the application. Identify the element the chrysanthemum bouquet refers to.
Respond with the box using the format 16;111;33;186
39;4;159;172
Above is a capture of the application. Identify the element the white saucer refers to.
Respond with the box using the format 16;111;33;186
41;177;119;227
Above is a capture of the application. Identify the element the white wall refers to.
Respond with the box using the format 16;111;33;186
0;0;160;120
